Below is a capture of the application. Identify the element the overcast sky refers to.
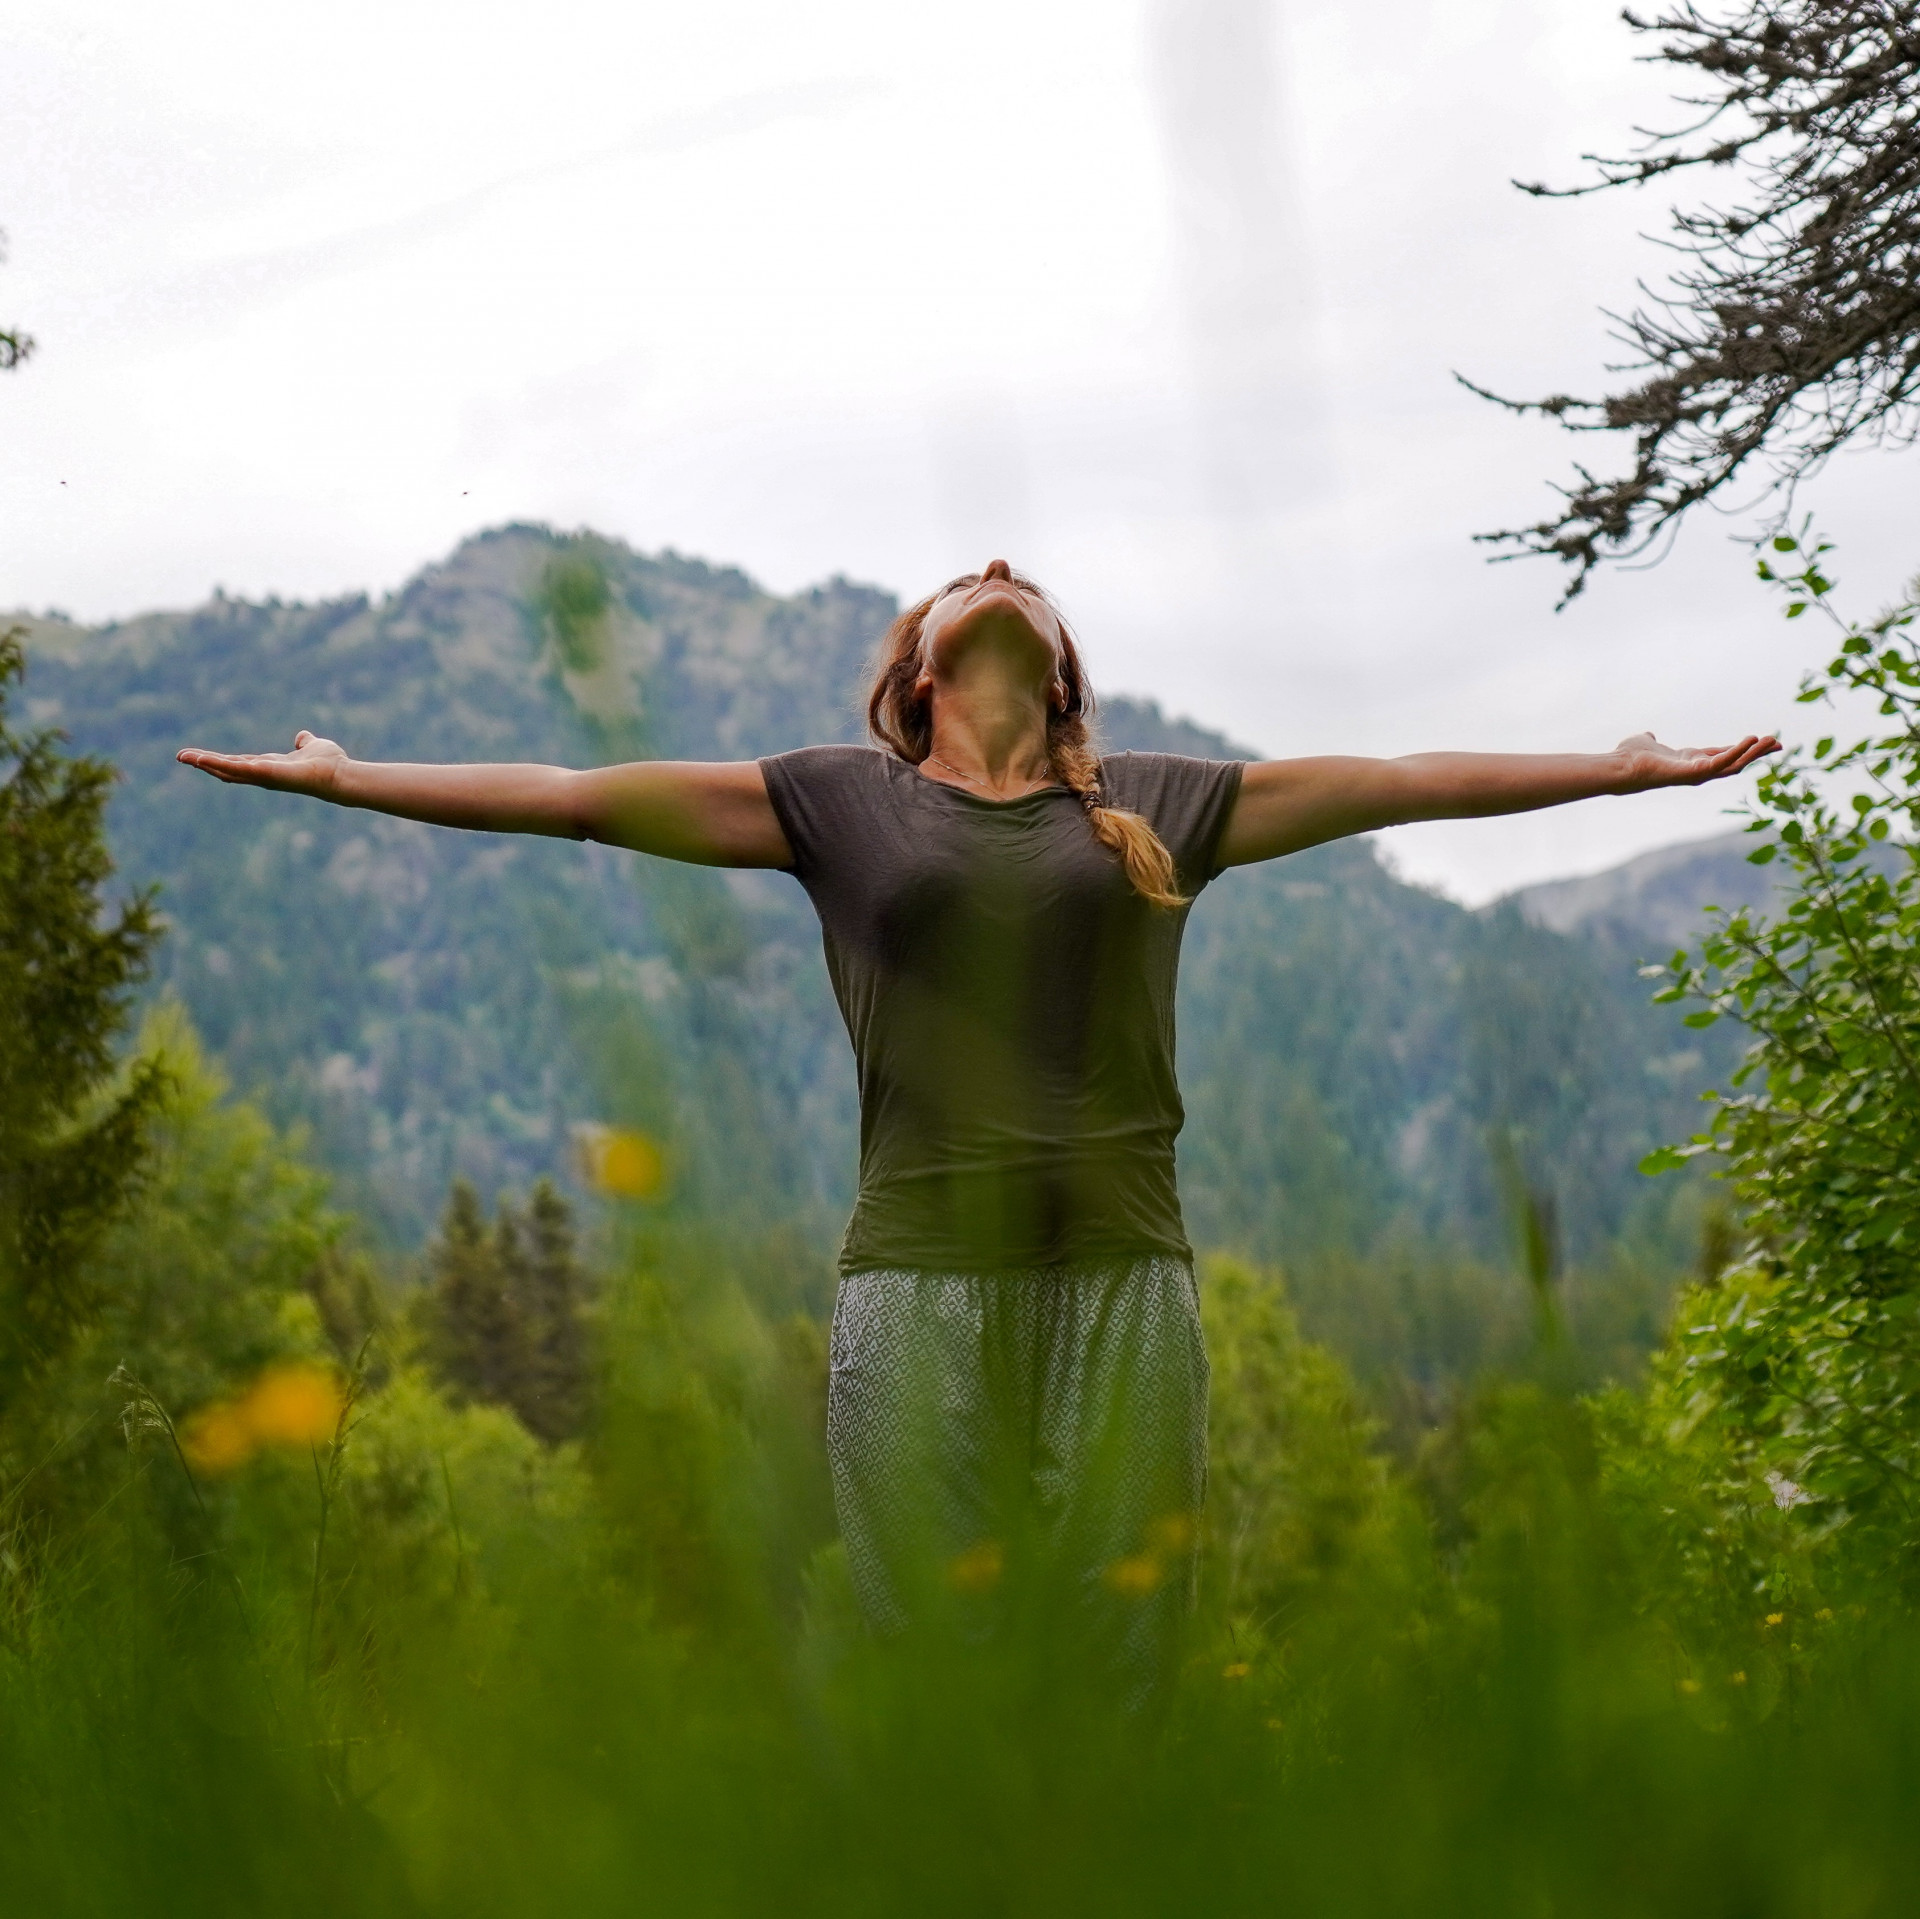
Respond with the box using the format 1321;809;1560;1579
4;0;1914;900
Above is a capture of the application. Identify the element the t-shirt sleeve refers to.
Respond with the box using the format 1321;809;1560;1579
1100;752;1247;896
757;744;876;883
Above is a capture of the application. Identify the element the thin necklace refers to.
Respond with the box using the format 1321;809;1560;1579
925;752;1054;800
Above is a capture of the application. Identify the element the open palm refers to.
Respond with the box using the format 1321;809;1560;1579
1614;731;1778;792
177;730;349;794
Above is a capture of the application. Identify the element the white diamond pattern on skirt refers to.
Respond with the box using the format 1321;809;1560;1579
826;1254;1210;1692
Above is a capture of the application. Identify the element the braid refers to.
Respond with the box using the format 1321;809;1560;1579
1046;713;1188;911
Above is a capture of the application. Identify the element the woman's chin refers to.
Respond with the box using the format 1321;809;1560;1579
933;603;1057;673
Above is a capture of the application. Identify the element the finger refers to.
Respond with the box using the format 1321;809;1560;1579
181;754;248;783
179;749;286;784
1666;746;1728;782
1691;737;1776;781
295;730;315;748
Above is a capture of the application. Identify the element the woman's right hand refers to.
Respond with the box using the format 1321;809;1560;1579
177;730;349;797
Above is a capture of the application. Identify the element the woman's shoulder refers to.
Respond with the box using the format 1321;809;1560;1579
1096;749;1246;801
757;745;907;838
1098;752;1248;887
761;743;898;783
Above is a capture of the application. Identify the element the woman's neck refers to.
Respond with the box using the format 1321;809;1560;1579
924;683;1053;795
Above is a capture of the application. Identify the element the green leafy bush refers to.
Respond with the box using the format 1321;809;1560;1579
1643;536;1920;1592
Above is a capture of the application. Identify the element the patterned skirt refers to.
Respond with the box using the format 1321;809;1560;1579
827;1254;1210;1692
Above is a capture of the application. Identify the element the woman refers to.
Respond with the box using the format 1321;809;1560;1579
180;558;1776;1681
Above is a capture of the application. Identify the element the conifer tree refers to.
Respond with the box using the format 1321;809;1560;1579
427;1179;526;1412
512;1178;591;1443
0;633;162;1409
424;1177;593;1440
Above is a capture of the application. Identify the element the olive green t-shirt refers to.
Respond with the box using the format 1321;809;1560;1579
759;747;1245;1275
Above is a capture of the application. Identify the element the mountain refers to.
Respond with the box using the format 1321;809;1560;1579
1506;832;1783;952
11;527;1739;1303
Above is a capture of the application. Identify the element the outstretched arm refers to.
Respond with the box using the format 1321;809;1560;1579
1215;732;1779;868
176;733;792;868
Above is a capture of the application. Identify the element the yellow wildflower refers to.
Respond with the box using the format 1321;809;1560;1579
946;1539;1005;1593
1146;1512;1196;1556
178;1401;253;1476
1221;1662;1250;1680
1102;1554;1164;1598
244;1363;346;1447
573;1125;666;1200
179;1361;346;1476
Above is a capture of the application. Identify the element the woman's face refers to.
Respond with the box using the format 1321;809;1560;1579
916;559;1067;704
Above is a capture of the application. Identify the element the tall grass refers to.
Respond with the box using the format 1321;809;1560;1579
5;1200;1917;1918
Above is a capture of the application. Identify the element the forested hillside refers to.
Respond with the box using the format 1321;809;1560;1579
13;527;1736;1301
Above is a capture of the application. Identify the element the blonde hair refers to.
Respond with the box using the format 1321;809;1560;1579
865;572;1188;910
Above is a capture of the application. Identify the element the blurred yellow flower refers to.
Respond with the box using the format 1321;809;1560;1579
1221;1662;1250;1680
1729;1671;1748;1686
179;1401;253;1476
1146;1512;1196;1556
245;1364;346;1446
179;1361;346;1476
1102;1554;1163;1598
1816;1608;1835;1622
1764;1612;1785;1628
1677;1678;1702;1696
573;1124;667;1200
947;1539;1005;1593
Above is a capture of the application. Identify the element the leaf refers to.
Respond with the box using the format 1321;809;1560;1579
1684;1010;1721;1028
1870;818;1890;840
1747;844;1778;865
1773;536;1798;552
1787;602;1808;619
1641;1140;1712;1176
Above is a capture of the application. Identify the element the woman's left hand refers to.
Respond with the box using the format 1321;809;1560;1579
1612;731;1781;792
